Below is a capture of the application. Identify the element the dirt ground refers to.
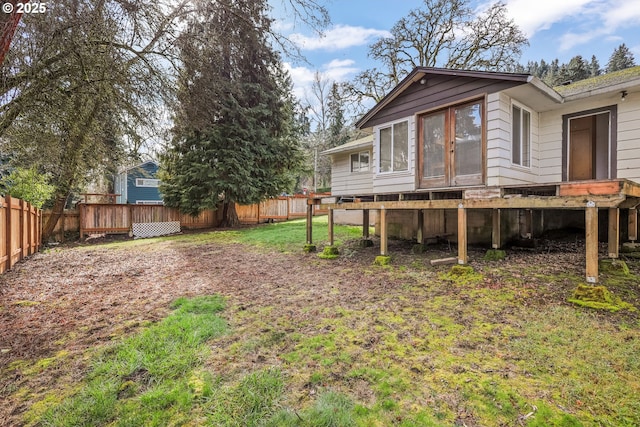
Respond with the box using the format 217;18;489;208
0;232;637;426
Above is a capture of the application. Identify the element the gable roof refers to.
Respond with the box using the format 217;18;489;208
118;160;159;174
355;67;538;129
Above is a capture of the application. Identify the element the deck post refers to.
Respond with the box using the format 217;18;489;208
416;209;424;244
380;207;388;256
457;204;467;264
362;209;370;239
629;208;638;242
608;208;619;258
328;208;334;246
492;209;501;249
585;203;598;283
306;199;313;244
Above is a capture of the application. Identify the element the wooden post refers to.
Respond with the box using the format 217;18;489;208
492;209;501;249
362;209;370;239
306;200;313;244
629;208;638;242
608;208;619;258
5;195;12;271
416;209;424;244
328;208;334;246
585;203;598;283
458;204;467;264
380;207;388;256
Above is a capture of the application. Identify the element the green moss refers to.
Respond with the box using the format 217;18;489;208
303;244;316;253
439;265;483;286
13;300;40;307
599;259;630;276
318;245;339;259
411;243;427;254
484;249;506;261
373;255;391;266
568;284;636;312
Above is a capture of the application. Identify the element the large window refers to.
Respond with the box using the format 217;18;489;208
512;104;531;167
379;121;408;173
350;151;370;172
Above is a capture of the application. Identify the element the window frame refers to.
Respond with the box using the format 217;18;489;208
377;119;409;174
511;101;531;168
350;150;371;173
135;178;160;188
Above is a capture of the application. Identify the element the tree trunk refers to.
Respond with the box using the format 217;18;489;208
220;200;239;227
42;193;69;241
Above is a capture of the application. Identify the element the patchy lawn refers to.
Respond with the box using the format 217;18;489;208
1;217;639;426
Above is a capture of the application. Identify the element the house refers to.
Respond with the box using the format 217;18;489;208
114;160;164;205
317;66;640;283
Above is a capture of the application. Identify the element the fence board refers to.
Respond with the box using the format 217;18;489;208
0;195;42;274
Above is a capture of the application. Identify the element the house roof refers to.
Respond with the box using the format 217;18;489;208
553;66;640;101
118;160;159;174
321;134;374;156
355;67;533;129
355;66;640;130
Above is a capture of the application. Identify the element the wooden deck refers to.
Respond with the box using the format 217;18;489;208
306;179;640;283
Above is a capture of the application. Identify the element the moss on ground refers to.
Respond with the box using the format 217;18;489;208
373;255;391;266
484;249;506;261
318;245;339;259
568;284;636;312
599;259;630;276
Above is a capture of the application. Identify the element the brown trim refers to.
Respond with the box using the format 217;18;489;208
562;105;618;181
417;96;486;189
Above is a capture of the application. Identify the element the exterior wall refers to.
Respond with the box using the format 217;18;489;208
617;94;640;182
126;162;162;204
372;116;416;194
333;209;377;226
114;173;127;204
330;152;374;196
486;92;541;186
539;96;640;184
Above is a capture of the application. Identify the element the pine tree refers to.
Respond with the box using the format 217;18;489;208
160;0;304;225
589;55;601;77
606;43;636;72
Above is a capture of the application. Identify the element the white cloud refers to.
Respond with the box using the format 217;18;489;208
285;58;360;102
502;0;594;37
289;24;390;51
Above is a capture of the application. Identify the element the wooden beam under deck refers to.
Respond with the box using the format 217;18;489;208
324;194;627;211
608;208;619;259
585;205;599;283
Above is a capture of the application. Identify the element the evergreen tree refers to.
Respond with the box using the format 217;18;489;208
327;83;350;149
160;0;304;225
589;55;601;77
607;43;636;72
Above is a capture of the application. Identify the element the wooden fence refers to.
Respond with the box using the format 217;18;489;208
78;204;219;238
0;195;42;274
236;195;329;224
42;210;80;242
42;195;328;239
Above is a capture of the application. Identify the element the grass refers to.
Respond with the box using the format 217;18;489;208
15;219;640;426
94;216;365;253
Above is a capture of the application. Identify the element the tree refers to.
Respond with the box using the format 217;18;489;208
607;43;636;73
556;55;590;84
0;167;54;208
347;0;528;103
160;0;305;226
589;55;601;77
0;0;187;239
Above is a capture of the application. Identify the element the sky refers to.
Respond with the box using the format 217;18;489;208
273;0;640;104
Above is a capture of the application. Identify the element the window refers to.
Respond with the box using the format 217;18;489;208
135;178;160;187
379;120;408;173
512;104;531;167
350;151;370;172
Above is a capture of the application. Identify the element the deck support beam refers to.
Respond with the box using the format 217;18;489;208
585;204;599;283
328;208;334;246
458;204;467;264
380;207;388;256
492;209;501;249
608;208;619;258
363;209;370;239
306;200;313;244
416;209;424;244
629;208;638;242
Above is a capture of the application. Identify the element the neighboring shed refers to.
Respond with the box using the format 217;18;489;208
114;161;163;205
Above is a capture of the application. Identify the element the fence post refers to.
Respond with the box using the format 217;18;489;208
19;198;25;260
26;202;32;256
5;195;12;271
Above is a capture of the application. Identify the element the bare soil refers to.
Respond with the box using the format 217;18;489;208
0;233;637;426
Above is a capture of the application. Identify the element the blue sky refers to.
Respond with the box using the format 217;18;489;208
273;0;640;101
